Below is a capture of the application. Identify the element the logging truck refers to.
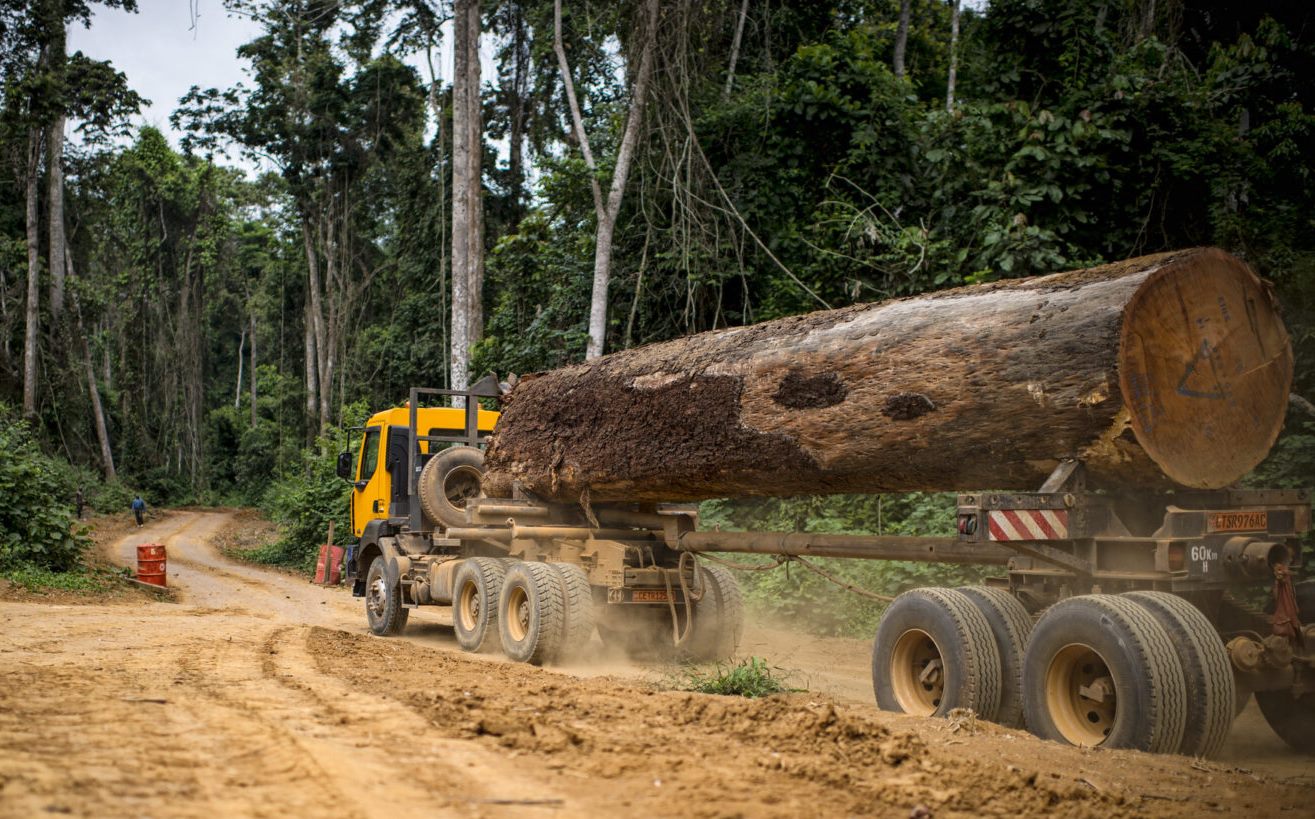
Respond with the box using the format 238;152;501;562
341;248;1315;757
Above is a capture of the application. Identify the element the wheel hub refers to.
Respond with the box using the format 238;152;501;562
367;576;388;618
1046;644;1116;746
890;628;945;716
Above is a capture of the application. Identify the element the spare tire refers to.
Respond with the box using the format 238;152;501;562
418;446;485;529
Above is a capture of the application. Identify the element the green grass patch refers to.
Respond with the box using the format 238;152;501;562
681;657;801;698
1;563;128;594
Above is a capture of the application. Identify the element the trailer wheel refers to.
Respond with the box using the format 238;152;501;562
1256;691;1315;753
1124;591;1235;757
549;563;596;661
452;557;507;653
499;562;565;665
959;586;1033;729
1022;595;1186;752
872;588;1002;720
417;446;485;530
365;556;409;636
683;564;745;662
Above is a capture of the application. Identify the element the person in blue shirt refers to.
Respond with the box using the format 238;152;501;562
131;495;146;527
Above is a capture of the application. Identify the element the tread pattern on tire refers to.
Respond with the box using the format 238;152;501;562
960;586;1033;729
685;564;745;662
923;588;1003;722
366;557;409;636
416;455;446;526
1025;595;1186;753
874;587;1003;721
501;561;565;665
1125;591;1235;758
549;563;596;661
416;447;484;530
1092;595;1188;754
453;557;506;653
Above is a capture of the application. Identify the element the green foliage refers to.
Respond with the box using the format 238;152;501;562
1;563;126;593
0;408;91;573
681;657;799;698
701;494;990;637
257;431;352;571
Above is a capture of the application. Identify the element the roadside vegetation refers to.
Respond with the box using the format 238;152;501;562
681;657;800;698
1;2;1312;617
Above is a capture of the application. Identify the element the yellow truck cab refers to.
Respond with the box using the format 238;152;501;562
346;402;498;538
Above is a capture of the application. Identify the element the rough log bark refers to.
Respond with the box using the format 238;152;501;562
483;248;1292;502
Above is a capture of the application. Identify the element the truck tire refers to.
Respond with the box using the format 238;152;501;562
959;586;1033;729
452;557;507;653
1255;690;1315;753
417;447;485;530
365;556;409;636
683;564;745;662
549;563;596;661
1022;595;1186;752
1124;591;1235;757
499;562;565;665
872;588;1002;721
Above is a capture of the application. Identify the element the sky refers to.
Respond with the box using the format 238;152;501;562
68;0;501;173
68;0;262;144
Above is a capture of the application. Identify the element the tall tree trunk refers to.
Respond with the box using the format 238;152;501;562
235;326;246;408
893;0;911;79
507;3;529;222
302;217;329;428
946;0;960;111
47;113;67;321
555;0;659;360
723;0;750;99
304;300;318;435
450;0;477;396
484;249;1292;502
69;255;115;481
22;128;42;420
465;0;484;351
249;311;258;428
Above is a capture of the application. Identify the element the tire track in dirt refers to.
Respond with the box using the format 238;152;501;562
0;512;604;818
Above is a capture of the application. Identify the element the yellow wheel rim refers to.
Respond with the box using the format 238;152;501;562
889;628;945;715
505;585;530;642
1045;643;1116;746
457;580;479;631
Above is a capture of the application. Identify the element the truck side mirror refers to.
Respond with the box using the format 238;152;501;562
336;451;353;481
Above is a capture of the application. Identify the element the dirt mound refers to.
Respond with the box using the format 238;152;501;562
312;627;1249;818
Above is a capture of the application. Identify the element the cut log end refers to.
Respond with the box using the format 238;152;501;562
1118;248;1292;488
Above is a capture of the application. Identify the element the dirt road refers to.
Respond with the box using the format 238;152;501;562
0;511;1311;818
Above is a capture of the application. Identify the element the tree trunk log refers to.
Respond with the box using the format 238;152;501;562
483;248;1292;502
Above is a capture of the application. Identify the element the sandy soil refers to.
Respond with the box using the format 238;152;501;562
0;510;1311;818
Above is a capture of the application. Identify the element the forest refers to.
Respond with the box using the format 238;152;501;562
2;0;1313;621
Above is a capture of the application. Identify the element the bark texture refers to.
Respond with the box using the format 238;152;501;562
483;248;1291;502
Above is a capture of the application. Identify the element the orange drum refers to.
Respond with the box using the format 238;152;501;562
136;544;167;587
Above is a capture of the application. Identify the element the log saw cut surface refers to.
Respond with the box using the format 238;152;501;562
483;248;1291;502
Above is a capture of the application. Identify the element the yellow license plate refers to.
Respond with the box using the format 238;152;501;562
1207;511;1267;532
631;589;669;603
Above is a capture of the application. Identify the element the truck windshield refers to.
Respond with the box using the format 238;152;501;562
358;427;381;480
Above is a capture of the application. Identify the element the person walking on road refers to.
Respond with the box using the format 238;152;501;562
131;495;146;527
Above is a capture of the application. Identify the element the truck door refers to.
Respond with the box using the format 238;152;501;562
352;426;387;537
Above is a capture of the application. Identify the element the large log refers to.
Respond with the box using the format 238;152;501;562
483;248;1292;502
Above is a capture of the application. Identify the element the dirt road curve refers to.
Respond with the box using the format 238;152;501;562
1;511;1312;818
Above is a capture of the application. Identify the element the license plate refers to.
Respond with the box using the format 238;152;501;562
631;589;669;603
1207;511;1268;533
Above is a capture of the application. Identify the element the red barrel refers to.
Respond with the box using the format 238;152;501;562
136;543;167;587
314;544;344;585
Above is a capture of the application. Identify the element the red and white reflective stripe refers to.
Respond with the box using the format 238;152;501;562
987;509;1069;541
